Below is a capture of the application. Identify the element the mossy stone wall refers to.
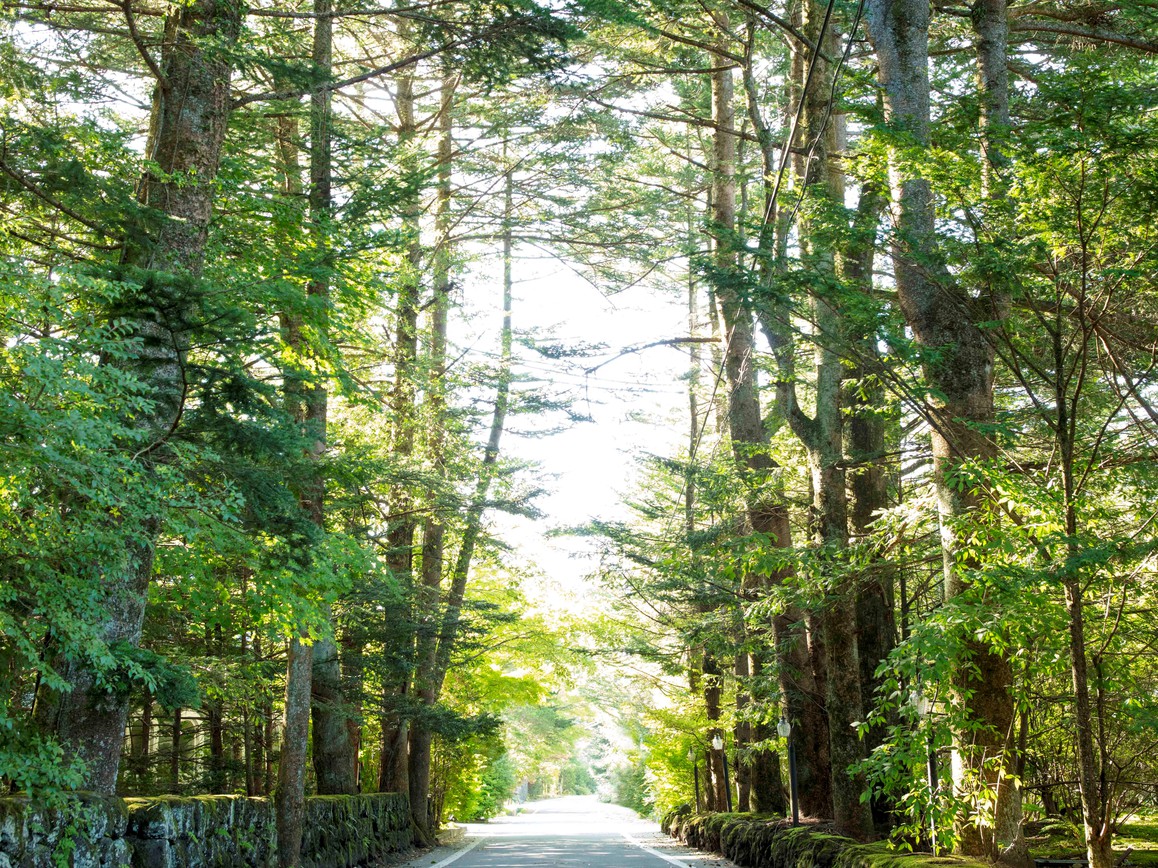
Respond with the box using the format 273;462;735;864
300;794;412;868
0;792;409;868
0;794;131;868
662;810;986;868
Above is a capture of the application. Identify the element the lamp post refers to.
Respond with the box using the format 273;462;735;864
777;717;799;826
688;748;701;812
912;690;938;856
711;733;733;813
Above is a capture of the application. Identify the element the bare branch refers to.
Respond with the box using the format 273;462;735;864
584;337;720;374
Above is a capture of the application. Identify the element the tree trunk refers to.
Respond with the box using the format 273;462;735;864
974;2;1023;857
737;24;837;821
341;632;365;790
131;690;152;785
263;702;275;796
1066;574;1113;868
793;6;872;834
703;653;728;811
380;56;423;800
711;27;826;817
302;0;358;798
749;653;786;815
207;695;226;793
243;704;255;797
416;161;515;835
847;345;897;832
843;181;896;835
379;719;410;795
702;744;718;812
30;0;241;794
312;635;356;793
206;623;227;792
864;0;1019;855
408;74;456;843
276;637;312;867
1054;311;1112;868
734;648;752;812
169;707;182;792
208;702;225;792
974;0;1010;194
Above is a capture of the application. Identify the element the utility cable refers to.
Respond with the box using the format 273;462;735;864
785;0;868;229
759;0;839;234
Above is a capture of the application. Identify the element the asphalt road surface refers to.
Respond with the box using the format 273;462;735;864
389;796;738;868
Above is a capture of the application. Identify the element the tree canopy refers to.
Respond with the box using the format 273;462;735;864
1;0;1156;865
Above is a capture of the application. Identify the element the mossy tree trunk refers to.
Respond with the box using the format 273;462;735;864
305;0;359;799
380;51;423;800
864;0;1020;856
409;72;456;843
30;0;241;796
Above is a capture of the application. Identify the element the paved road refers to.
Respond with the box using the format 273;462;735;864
391;796;737;868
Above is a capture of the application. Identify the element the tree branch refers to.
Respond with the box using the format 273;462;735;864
584;337;720;374
111;0;167;87
1009;19;1158;53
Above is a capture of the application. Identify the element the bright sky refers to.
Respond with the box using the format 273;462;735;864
456;247;693;609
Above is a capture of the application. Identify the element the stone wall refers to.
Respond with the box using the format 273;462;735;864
0;792;410;868
0;794;130;868
300;795;411;868
662;810;983;868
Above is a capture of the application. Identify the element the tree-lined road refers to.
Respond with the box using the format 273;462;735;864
393;797;737;868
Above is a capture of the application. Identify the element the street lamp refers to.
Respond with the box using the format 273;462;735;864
688;748;701;812
711;733;733;813
777;717;799;826
911;690;938;856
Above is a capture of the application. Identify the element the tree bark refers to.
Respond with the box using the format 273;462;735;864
380;55;423;800
423;154;515;712
703;653;729;811
169;706;182;792
207;629;226;793
792;3;873;836
304;0;358;798
340;632;365;790
734;646;752;812
408;73;456;843
30;0;241;795
864;0;1019;855
842;179;895;728
749;653;786;815
1052;301;1112;868
276;637;313;867
739;21;837;822
131;690;152;785
843;186;896;823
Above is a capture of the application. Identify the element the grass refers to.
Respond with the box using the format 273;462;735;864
1118;817;1158;868
1027;815;1158;867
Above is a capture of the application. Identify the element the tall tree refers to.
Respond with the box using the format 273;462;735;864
306;0;359;799
31;0;242;794
864;0;1020;855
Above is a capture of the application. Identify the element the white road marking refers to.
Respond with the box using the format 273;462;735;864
425;834;487;868
622;829;695;867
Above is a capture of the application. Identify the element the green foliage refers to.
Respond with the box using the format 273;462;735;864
610;760;652;816
3;0;1157;856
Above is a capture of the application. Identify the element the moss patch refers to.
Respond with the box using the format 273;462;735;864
1026;814;1158;868
0;791;409;867
664;812;991;868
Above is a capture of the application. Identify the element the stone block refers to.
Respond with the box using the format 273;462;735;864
1;791;408;868
131;837;173;868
